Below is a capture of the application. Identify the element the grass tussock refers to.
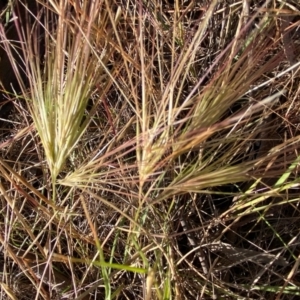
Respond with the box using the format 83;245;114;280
0;0;300;299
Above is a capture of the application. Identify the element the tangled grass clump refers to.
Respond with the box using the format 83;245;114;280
0;0;300;299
